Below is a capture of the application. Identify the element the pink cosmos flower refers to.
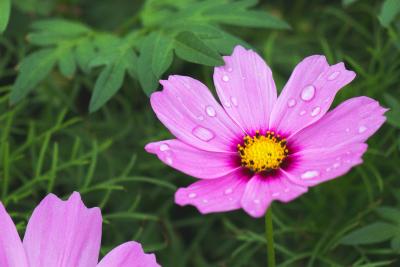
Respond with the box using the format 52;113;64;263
0;192;160;267
145;45;386;218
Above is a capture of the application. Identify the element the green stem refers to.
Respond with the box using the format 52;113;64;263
265;207;276;267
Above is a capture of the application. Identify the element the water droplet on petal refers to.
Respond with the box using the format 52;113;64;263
333;162;340;168
202;199;209;203
165;156;173;165
299;110;306;116
224;188;233;195
301;85;316;101
326;167;331;172
358;125;367;133
224;100;231;108
222;75;229;82
192;126;215;141
205;105;216;117
272;192;280;197
345;128;350;133
230;97;238;107
301;170;319;179
287;98;296;108
227;67;233;72
159;144;170;151
311;106;321;117
188;193;197;198
328;71;340;81
197;115;204;121
254;199;260;204
284;188;290;193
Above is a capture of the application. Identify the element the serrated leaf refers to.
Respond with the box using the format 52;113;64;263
204;29;252;54
89;62;126;112
378;0;400;27
151;32;174;78
10;49;58;104
204;10;290;29
31;19;91;35
174;31;223;66
0;0;11;33
376;206;400;224
340;222;398;245
58;50;76;77
138;34;159;96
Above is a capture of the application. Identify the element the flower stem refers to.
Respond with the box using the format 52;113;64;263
265;207;276;267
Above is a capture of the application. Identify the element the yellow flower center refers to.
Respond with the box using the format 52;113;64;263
237;131;289;173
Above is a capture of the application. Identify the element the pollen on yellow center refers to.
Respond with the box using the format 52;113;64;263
237;130;289;173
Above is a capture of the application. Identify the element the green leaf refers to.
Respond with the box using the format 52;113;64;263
10;49;58;104
204;10;290;29
384;93;400;129
75;39;96;72
174;31;223;66
0;0;11;33
340;222;398;245
31;19;91;35
89;62;126;113
391;235;400;251
204;29;252;54
342;0;359;6
376;206;400;224
137;34;159;96
58;50;76;78
151;32;174;78
378;0;400;27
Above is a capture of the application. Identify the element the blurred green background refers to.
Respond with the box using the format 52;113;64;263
1;0;400;266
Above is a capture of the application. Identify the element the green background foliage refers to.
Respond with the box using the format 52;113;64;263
0;0;400;266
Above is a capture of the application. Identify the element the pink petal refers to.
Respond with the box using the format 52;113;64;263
145;139;239;179
213;45;277;133
289;96;387;150
270;56;356;137
150;75;243;153
23;192;102;267
0;203;28;267
97;241;160;267
284;143;368;187
175;169;249;214
241;173;307;218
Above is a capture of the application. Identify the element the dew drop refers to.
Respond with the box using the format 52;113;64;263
230;97;238;107
224;188;233;195
197;115;204;121
301;85;316;101
299;110;306;116
227;67;233;72
272;192;280;197
326;167;331;172
202;199;209;203
205;105;216;117
159;144;170;152
287;98;296;108
301;170;319;179
188;193;197;198
284;188;290;193
328;71;340;81
224;100;231;108
358;125;367;133
254;199;260;204
310;106;321;117
192;126;215;141
165;156;173;165
345;128;350;133
222;75;229;82
333;162;340;168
